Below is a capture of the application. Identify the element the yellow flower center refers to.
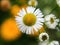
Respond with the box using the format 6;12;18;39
23;13;36;26
50;18;54;24
31;1;35;6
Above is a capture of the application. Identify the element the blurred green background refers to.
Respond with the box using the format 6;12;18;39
0;0;60;45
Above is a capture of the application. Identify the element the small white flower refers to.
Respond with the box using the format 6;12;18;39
15;6;44;34
45;14;59;29
48;41;59;45
39;32;49;42
56;0;60;7
38;41;49;45
28;0;38;7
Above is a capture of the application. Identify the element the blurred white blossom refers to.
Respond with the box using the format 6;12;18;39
28;0;38;7
45;14;59;29
48;41;59;45
38;41;49;45
56;0;60;7
39;32;49;42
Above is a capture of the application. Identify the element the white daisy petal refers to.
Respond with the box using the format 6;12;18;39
31;28;34;34
20;26;25;32
26;6;35;13
15;16;21;20
21;8;26;15
17;19;23;25
34;24;39;29
33;26;38;32
37;24;42;29
17;13;22;17
36;22;43;25
18;24;24;32
15;16;22;22
34;23;42;29
20;25;27;33
26;27;30;34
34;9;41;15
18;11;23;17
37;18;44;22
19;8;26;16
28;27;32;34
37;13;44;18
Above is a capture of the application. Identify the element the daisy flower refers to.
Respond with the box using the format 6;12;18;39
56;0;60;7
15;6;44;34
45;14;59;29
39;32;49;42
48;41;59;45
28;0;38;7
